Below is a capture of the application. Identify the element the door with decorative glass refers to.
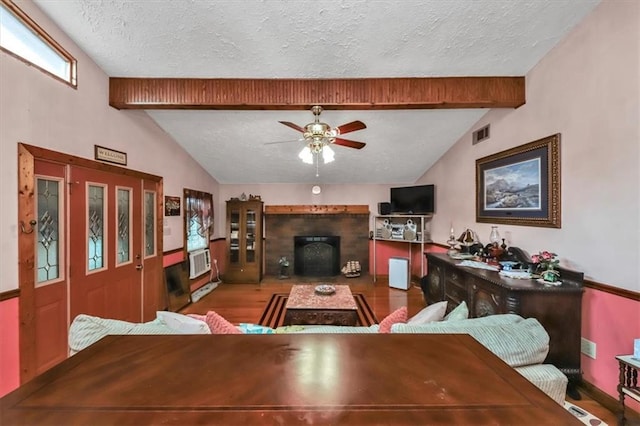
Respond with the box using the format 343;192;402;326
19;145;164;383
32;160;68;375
141;180;162;321
68;166;143;322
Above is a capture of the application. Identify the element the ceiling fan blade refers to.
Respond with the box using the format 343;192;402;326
335;120;366;135
264;138;305;145
278;121;305;133
333;138;366;149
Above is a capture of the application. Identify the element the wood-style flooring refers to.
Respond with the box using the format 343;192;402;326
180;274;621;425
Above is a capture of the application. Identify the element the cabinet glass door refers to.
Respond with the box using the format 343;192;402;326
245;208;256;263
229;207;240;264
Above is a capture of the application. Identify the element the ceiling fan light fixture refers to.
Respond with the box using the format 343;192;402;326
322;145;335;164
298;146;314;164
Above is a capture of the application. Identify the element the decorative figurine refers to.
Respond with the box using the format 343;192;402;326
278;256;290;279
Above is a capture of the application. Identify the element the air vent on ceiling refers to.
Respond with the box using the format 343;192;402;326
472;124;490;145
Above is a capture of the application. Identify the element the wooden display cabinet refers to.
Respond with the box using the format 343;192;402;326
225;200;263;283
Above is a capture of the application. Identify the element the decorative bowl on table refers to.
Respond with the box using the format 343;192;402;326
499;261;519;271
314;284;336;295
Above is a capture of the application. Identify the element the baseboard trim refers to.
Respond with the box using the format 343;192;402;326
579;380;640;421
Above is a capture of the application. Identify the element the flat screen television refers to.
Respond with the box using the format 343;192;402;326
390;184;435;214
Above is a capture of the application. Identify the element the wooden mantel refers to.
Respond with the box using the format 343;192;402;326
264;205;369;215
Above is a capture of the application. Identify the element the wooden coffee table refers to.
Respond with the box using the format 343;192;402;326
284;284;358;326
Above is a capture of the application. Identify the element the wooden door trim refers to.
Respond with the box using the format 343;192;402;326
17;143;163;383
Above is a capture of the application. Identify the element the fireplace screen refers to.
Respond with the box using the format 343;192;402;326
294;236;340;277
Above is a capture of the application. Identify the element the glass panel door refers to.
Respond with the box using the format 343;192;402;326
36;177;62;284
116;187;131;265
87;184;105;272
245;208;256;263
229;207;240;264
144;191;156;257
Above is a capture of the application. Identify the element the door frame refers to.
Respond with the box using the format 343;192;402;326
17;143;164;383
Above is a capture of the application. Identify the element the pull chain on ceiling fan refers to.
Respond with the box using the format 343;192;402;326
273;105;367;175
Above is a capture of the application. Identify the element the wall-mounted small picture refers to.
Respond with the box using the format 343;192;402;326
165;196;181;216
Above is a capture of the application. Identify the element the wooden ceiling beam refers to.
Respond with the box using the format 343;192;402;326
108;77;525;110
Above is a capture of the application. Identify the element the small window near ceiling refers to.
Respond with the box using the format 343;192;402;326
0;0;77;87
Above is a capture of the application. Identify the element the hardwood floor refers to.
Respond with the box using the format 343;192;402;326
180;274;622;425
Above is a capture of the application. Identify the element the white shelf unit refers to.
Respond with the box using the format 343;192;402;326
372;214;433;283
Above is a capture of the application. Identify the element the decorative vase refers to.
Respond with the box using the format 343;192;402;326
489;226;500;245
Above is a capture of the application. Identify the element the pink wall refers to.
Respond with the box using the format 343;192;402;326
0;298;19;397
582;288;640;411
163;239;227;292
370;240;427;278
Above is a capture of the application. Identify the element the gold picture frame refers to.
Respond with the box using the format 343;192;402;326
476;134;561;228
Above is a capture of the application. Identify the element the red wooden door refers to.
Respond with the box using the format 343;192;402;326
68;166;143;322
32;160;68;374
141;181;164;321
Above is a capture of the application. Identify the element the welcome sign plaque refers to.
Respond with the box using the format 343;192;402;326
95;145;127;166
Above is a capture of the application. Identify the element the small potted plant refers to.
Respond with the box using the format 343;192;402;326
531;251;560;285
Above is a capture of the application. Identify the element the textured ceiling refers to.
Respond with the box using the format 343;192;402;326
33;0;600;184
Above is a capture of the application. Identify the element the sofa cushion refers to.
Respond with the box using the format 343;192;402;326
68;314;180;355
379;306;408;333
443;301;469;321
391;315;549;367
407;301;447;325
157;311;211;334
515;364;568;405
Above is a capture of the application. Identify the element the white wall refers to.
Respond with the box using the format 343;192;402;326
416;0;639;291
0;0;220;292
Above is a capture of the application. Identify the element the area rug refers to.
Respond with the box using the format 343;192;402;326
564;401;608;426
258;292;378;328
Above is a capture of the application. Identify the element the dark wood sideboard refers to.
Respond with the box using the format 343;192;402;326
422;252;584;390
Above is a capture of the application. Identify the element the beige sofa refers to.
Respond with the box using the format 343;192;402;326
284;314;567;405
69;312;567;405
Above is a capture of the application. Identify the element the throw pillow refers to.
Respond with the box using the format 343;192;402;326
238;323;275;334
157;311;211;334
443;301;469;321
202;310;242;334
378;306;408;333
407;301;448;325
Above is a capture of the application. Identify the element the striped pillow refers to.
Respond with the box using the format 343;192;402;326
391;316;549;367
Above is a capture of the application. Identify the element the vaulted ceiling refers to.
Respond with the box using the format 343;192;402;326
33;0;600;184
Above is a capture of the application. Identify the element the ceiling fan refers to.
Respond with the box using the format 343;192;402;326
277;105;367;151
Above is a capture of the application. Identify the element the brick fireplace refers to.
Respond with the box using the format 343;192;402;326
264;205;369;277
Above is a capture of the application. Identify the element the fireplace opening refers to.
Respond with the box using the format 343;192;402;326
294;236;340;277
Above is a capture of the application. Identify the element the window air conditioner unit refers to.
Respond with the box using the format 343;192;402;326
188;249;211;279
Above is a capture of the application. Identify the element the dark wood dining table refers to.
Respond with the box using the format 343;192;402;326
0;333;579;425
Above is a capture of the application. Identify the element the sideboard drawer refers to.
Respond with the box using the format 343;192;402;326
446;279;468;306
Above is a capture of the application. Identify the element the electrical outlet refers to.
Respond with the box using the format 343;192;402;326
581;337;597;359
